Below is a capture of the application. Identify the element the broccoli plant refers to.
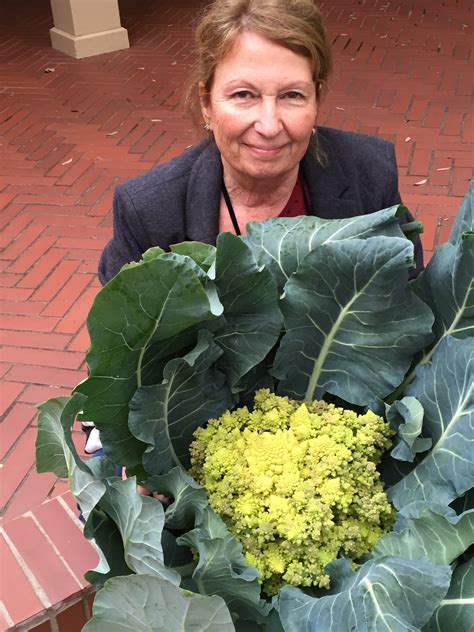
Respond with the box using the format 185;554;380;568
36;181;473;632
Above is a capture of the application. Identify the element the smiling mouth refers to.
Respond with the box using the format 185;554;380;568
245;144;285;155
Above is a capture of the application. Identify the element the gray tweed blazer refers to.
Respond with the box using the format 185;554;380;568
99;127;423;284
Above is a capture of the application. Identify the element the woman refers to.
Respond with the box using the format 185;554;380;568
83;0;423;456
98;0;423;286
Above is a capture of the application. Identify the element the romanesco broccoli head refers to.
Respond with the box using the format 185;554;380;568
190;389;395;594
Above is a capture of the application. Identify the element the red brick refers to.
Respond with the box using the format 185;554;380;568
408;148;432;176
2;515;83;604
30;621;53;632
67;325;91;353
0;531;46;624
55;159;93;187
0;223;44;261
41;273;93;318
0;273;21;287
407;98;429;122
1;347;84;370
31;213;103;228
34;499;99;580
55;237;108;250
424;104;446;129
0;381;25;417
0;427;36;509
56;599;89;632
0;362;12;379
0;286;33;301
66;165;101;197
49;479;70;498
6;235;57;275
0;403;37;459
5;364;86;388
451;167;473;196
442;110;464;136
14;194;80;206
79;173;115;207
18;384;72;405
17;247;67;290
0;213;31;250
64;249;101;263
3;470;57;521
1;314;59;332
54;286;99;334
29;258;80;301
0;329;70;351
0;300;45;315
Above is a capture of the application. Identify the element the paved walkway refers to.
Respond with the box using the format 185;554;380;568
0;0;472;629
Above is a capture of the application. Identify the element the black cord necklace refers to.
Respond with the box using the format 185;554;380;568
221;169;312;236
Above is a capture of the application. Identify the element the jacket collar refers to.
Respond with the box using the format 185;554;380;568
185;130;359;242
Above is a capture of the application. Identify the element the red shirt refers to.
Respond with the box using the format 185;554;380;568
279;172;310;217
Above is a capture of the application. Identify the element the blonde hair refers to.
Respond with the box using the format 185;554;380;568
186;0;332;127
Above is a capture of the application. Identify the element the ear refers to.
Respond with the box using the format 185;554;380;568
199;81;211;126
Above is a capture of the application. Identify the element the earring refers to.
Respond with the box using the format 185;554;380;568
312;127;316;136
204;123;211;132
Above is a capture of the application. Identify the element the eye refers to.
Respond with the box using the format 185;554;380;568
282;91;305;100
231;90;255;100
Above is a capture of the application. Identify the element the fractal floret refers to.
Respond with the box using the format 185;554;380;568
190;389;395;594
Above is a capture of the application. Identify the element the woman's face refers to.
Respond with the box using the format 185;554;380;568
201;31;318;185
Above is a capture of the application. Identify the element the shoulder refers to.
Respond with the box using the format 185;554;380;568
115;139;215;203
317;126;396;166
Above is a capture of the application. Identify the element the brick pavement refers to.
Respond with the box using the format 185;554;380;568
0;0;472;628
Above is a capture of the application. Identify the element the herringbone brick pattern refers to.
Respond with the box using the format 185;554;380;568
0;0;472;628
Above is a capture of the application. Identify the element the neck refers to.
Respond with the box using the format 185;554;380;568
222;163;299;209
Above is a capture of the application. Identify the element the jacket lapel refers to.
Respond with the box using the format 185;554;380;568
185;140;222;244
301;131;360;219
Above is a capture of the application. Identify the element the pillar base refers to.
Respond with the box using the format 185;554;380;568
50;26;129;59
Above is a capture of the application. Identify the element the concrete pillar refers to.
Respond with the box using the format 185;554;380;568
50;0;129;59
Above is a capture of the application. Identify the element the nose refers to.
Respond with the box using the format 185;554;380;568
253;97;283;137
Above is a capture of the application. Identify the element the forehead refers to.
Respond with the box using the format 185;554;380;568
213;30;314;87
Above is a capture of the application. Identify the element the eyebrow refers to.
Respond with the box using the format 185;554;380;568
223;79;315;91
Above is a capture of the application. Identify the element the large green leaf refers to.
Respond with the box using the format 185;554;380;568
370;502;474;565
36;394;105;521
424;560;474;631
449;178;473;245
75;255;222;466
389;336;474;508
145;467;209;531
278;556;451;632
414;233;474;346
213;233;283;391
128;331;232;475
83;574;235;632
273;237;434;404
98;477;180;585
244;206;409;291
178;507;271;623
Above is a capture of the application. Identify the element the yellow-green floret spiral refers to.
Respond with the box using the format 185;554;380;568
190;389;395;595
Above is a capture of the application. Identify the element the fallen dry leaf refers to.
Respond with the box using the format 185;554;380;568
414;179;428;186
44;67;55;73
